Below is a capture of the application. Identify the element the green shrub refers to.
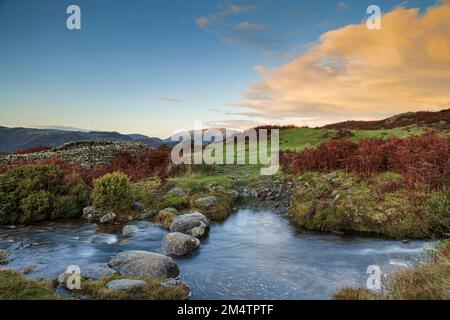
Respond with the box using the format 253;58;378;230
91;172;133;214
0;165;89;225
19;190;53;223
53;195;85;219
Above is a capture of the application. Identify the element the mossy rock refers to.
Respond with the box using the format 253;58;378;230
192;193;233;221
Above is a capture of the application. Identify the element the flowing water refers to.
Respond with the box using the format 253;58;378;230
0;209;432;299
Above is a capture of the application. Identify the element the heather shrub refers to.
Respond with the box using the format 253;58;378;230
282;134;449;190
0;165;89;224
91;172;133;214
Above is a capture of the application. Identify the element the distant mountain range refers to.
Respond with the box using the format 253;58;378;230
0;126;238;153
0;126;168;152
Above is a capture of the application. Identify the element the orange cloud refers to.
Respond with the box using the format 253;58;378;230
239;2;450;126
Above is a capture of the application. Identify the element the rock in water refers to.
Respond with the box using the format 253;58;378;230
99;212;116;224
161;232;200;257
106;279;147;293
108;250;180;278
122;225;139;237
82;206;99;220
167;187;185;196
81;263;117;280
194;196;217;207
170;212;210;239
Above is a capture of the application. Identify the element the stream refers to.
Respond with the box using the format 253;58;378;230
0;209;432;299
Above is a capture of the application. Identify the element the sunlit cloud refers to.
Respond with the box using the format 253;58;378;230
236;2;450;127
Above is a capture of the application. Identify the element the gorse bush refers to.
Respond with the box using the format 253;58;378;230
0;165;89;224
281;134;449;189
91;172;133;214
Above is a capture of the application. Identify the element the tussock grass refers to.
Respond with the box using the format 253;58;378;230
0;270;57;300
81;275;188;300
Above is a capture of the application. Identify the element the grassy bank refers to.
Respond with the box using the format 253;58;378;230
0;270;188;300
290;171;449;239
333;241;450;300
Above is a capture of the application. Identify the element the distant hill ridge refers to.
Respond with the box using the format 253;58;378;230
322;109;450;130
0;126;166;152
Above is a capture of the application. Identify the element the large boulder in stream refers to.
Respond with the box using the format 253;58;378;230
170;212;210;239
161;232;200;257
108;250;179;279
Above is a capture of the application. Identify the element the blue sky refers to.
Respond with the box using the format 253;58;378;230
0;0;442;137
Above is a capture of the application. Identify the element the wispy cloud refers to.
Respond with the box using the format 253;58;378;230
234;21;267;31
195;2;279;50
337;2;349;10
235;3;450;127
163;96;181;104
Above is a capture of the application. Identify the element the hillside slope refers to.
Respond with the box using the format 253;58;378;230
322;109;450;130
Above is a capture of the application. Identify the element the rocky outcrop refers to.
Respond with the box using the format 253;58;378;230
161;232;200;257
108;250;179;279
106;279;147;293
0;140;149;167
99;212;116;224
81;263;117;280
242;177;293;214
170;212;210;239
